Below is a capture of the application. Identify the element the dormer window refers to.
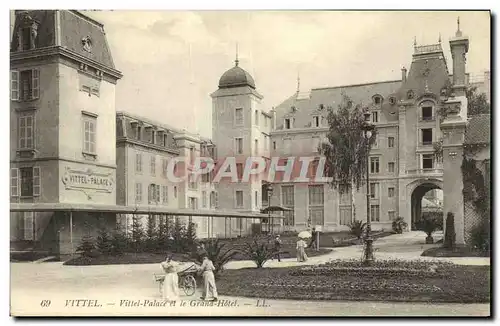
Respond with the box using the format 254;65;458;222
284;118;293;130
373;95;383;105
16;13;38;51
313;116;321;128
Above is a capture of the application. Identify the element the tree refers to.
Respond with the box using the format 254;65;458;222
145;215;158;252
130;215;144;252
467;86;490;116
320;95;377;222
185;222;198;253
96;228;113;255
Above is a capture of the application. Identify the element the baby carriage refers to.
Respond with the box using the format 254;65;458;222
154;262;199;297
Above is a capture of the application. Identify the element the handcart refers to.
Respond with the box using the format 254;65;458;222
154;263;199;297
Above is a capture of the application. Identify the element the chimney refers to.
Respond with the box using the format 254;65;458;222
401;67;407;82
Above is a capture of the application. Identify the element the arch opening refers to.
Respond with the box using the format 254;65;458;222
410;182;443;230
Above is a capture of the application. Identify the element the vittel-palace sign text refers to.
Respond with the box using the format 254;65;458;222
62;167;114;193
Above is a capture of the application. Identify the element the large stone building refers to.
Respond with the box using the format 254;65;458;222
209;20;490;245
115;111;217;238
10;10;122;254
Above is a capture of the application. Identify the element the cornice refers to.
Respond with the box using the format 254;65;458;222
10;46;123;80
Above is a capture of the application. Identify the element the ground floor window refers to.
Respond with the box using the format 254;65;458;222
308;185;324;226
281;185;295;226
22;212;34;240
370;204;380;222
339;206;352;226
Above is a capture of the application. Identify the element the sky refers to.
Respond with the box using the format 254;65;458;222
31;11;494;137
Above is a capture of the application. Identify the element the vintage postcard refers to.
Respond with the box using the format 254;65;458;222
9;10;491;317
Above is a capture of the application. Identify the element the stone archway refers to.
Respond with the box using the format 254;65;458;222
404;178;443;231
410;182;442;229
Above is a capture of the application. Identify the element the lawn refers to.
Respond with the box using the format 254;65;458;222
421;246;490;258
215;260;491;303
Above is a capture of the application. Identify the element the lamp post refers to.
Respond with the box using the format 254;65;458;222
267;184;273;234
362;111;375;265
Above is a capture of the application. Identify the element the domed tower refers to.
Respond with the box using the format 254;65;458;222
211;53;267;234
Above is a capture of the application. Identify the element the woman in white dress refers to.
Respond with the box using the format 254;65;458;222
296;238;309;262
160;256;180;302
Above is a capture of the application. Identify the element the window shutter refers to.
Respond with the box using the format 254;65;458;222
32;69;40;99
215;192;219;208
11;71;19;101
10;168;19;197
33;167;41;196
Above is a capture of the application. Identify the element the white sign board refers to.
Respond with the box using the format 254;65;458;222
314;225;322;232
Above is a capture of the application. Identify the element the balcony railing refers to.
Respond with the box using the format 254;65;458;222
414;44;442;55
406;168;444;175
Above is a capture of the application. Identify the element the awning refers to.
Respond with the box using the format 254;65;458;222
260;205;292;213
9;203;283;219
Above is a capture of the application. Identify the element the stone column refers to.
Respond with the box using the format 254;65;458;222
441;98;467;245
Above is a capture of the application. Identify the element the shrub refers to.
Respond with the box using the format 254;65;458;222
96;228;113;255
392;217;407;234
172;218;186;253
470;220;490;252
191;238;237;275
239;238;285;268
444;212;456;249
417;215;439;238
348;219;366;239
111;229;128;255
76;235;95;258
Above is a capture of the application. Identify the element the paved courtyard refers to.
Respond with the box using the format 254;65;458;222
10;231;490;316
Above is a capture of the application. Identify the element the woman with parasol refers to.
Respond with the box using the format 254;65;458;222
296;231;311;262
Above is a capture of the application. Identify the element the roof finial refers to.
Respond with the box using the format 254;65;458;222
438;33;441;43
235;43;239;66
413;36;417;47
456;16;462;37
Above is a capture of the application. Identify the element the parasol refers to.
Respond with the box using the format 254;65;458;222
298;231;312;238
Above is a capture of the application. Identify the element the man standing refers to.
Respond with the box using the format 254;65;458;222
273;234;282;262
198;256;218;301
309;227;318;249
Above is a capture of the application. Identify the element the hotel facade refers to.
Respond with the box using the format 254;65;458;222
10;11;490;256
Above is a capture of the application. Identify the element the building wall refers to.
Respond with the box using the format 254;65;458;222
57;62;117;168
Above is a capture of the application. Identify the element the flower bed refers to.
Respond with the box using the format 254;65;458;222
216;263;490;303
322;259;456;270
289;266;451;278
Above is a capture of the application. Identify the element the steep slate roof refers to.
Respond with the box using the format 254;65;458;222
396;45;452;102
59;10;115;69
11;10;115;70
465;114;491;145
274;80;402;130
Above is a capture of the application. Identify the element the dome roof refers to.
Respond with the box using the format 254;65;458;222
218;62;256;89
